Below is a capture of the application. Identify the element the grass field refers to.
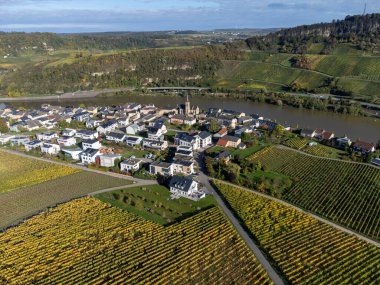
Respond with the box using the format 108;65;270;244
205;145;265;159
0;151;80;193
0;171;131;229
0;197;273;284
214;181;380;285
95;185;216;225
249;146;380;241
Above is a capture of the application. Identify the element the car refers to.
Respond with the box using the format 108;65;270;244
130;155;136;159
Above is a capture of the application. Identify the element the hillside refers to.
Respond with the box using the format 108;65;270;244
246;14;380;54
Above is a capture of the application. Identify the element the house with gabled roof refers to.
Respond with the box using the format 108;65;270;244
169;176;205;201
352;140;375;154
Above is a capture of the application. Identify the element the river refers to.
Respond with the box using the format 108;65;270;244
8;93;380;143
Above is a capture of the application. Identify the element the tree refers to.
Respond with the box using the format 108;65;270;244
0;118;8;133
208;119;220;133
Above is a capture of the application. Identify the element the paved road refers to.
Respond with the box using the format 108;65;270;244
195;152;285;285
197;172;285;285
88;181;156;196
212;178;380;249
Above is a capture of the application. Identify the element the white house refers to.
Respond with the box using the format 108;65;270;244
36;132;58;141
196;131;212;148
125;136;143;147
41;143;61;155
57;136;77;147
82;139;101;150
97;120;118;134
62;128;76;137
147;126;164;141
81;148;100;164
75;130;98;140
142;139;168;150
120;158;142;172
0;134;16;145
86;119;103;129
169;176;205;201
99;154;122;167
106;132;126;143
175;145;193;157
61;148;83;160
24;140;43;152
10;136;30;146
126;123;145;135
175;133;200;150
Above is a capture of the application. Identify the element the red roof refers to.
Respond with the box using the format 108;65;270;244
321;131;334;140
353;140;375;152
216;138;228;147
217;127;228;135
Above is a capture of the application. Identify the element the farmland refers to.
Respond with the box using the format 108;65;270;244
0;151;80;193
214;181;380;284
0;197;273;285
249;146;380;241
95;185;216;225
0;171;131;229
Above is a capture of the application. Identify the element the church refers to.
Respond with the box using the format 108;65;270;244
178;95;200;117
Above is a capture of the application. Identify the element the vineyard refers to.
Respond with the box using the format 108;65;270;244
0;151;79;193
283;137;309;150
303;144;346;159
214;181;380;285
0;171;130;229
249;146;380;241
0;197;273;284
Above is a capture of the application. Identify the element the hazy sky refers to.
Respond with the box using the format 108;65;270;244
0;0;378;32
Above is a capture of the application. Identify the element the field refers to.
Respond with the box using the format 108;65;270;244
249;146;380;241
0;171;131;229
214;181;380;285
303;144;347;159
205;145;265;159
283;137;310;150
0;151;80;193
95;185;216;225
0;197;273;284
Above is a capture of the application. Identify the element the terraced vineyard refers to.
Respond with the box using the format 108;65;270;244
0;197;273;284
283;137;309;150
249;147;380;241
0;151;80;193
214;181;380;284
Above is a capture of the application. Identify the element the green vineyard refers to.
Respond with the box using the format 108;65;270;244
249;146;380;241
214;181;380;284
0;197;273;285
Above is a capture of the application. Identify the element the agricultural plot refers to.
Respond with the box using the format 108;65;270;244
0;197;273;285
0;171;130;229
283;137;310;150
214;181;380;285
95;185;216;225
0;151;79;193
303;144;346;159
249;146;380;241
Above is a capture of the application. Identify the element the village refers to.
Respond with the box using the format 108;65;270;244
0;96;379;202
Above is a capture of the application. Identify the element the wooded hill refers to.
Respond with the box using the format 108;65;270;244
246;14;380;54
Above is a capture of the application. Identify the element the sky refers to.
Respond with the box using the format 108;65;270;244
0;0;378;33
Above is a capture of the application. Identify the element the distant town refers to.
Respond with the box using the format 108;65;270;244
0;96;379;202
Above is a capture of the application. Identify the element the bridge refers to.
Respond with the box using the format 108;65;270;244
146;87;211;92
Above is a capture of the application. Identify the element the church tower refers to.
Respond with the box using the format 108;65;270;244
185;95;191;116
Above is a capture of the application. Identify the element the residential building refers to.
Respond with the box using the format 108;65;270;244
36;132;58;141
61;148;83;160
0;134;16;145
97;120;118;134
98;154;122;168
175;132;200;150
352;140;376;154
149;161;174;176
41;143;61;155
82;139;101;150
120;159;142;172
213;127;228;138
106;132;126;143
62;128;76;137
10;136;30;146
143;139;168;150
216;135;244;149
169;176;205;201
125;136;143;147
75;130;98;140
301;128;316;138
196;131;212;148
24;140;43;151
81;148;100;164
57;136;77;147
172;160;194;175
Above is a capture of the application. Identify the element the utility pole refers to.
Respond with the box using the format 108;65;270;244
363;3;367;15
